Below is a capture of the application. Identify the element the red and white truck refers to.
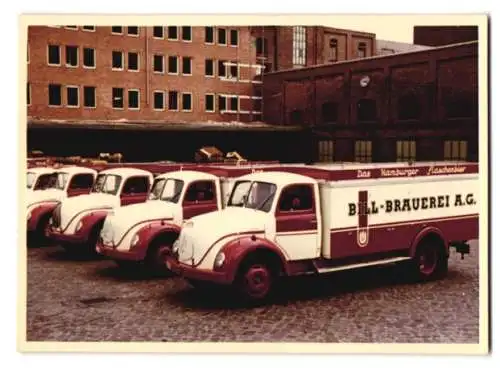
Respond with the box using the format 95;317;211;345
95;164;296;274
26;166;98;241
166;162;479;302
46;167;154;253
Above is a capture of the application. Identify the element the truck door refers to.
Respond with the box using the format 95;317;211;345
275;183;319;260
67;173;95;197
182;180;218;219
120;176;150;206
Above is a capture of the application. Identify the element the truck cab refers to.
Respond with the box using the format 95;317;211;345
26;167;57;192
46;167;154;253
26;166;97;242
96;169;253;274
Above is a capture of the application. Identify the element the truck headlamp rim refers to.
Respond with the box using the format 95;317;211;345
172;240;180;255
214;252;226;269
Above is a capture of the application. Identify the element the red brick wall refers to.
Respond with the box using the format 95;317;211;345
413;26;478;46
27;25;260;123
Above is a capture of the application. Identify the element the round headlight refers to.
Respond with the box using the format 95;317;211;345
75;221;83;232
130;234;140;247
214;252;225;269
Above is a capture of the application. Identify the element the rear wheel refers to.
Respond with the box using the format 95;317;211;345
410;236;448;282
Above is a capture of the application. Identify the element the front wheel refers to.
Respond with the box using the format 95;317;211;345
145;242;172;276
235;258;276;303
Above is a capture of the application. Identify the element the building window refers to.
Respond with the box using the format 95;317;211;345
168;91;178;111
229;96;238;112
396;140;417;162
218;95;226;111
354;140;372;163
83;86;96;108
167;26;178;40
218;60;227;77
205;59;214;77
48;44;60;65
182;57;192;75
168;56;178;74
112;51;123;70
444;140;468;161
153;91;165;110
153;55;164;73
318;140;334;162
127;26;139;36
128;89;140;110
205;94;215;112
182;92;192;111
289;109;303;125
65;26;77;30
83;48;95;68
112;87;124;109
445;93;476;118
82;26;95;31
321;102;338;124
357;98;377;122
128;52;139;71
205;27;214;43
111;26;123;34
153;26;164;38
27;83;31;105
328;38;338;62
228;61;238;79
48;84;62;106
292;26;306;67
256;37;268;56
357;42;367;58
65;45;78;67
66;86;79;107
230;29;238;46
398;93;421;120
218;28;227;45
181;26;192;41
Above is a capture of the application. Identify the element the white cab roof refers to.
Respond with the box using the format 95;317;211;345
99;167;153;178
55;166;97;176
156;170;219;182
236;171;317;187
27;167;55;175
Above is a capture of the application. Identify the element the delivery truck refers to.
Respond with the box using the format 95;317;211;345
166;161;479;302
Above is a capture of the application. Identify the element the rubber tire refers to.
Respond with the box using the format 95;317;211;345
410;238;448;282
234;256;277;304
35;214;52;246
145;241;173;276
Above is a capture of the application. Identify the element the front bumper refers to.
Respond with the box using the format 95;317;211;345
165;255;232;285
96;240;143;261
46;226;88;245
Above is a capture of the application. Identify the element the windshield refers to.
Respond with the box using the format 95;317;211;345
148;178;166;200
160;178;184;203
34;173;58;190
228;180;277;212
55;172;69;190
91;174;122;195
27;172;36;189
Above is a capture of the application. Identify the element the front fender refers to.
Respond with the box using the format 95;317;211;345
130;221;181;259
409;226;446;258
216;236;289;283
27;202;59;232
75;211;110;241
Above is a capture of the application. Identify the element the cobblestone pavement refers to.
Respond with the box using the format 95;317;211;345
26;240;479;343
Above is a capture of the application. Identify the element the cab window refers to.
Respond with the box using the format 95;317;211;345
69;173;94;189
122;176;149;195
184;180;216;203
278;184;314;212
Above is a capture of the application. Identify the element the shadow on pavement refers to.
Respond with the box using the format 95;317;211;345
95;264;173;282
167;264;467;310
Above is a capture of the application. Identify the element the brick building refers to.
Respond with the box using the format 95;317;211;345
27;25;375;127
262;41;478;163
413;26;478;47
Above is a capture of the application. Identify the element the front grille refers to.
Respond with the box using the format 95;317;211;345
52;204;62;228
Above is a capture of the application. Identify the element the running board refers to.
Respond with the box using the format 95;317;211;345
315;256;411;274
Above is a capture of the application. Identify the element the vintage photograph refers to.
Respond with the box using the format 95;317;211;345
20;14;488;352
